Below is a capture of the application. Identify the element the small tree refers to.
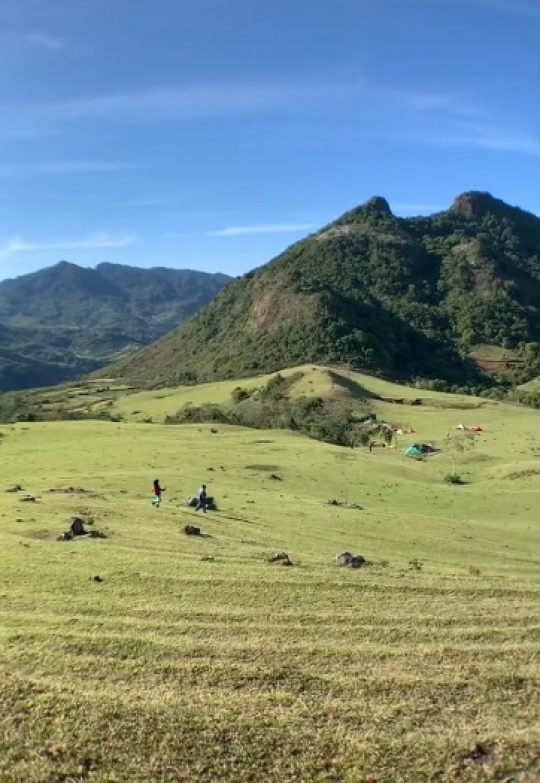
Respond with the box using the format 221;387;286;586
444;430;475;480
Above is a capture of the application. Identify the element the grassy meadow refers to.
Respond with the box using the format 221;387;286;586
0;369;539;782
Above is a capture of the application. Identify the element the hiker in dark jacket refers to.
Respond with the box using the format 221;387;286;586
195;484;207;513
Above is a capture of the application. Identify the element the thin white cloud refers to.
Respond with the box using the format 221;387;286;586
206;223;315;237
26;31;67;52
119;194;185;208
431;122;540;158
394;90;484;120
0;161;131;177
0;234;134;259
3;77;365;135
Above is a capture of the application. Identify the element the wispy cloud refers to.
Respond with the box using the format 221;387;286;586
3;77;365;136
26;31;67;52
0;161;132;177
427;122;540;158
0;233;134;259
206;223;315;237
119;194;185;208
394;90;484;120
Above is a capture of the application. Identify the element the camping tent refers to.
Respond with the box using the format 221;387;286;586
406;443;439;459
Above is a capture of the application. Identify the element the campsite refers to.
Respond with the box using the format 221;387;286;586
1;367;538;782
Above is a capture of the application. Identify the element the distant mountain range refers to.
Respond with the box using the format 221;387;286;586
0;262;231;392
104;192;540;390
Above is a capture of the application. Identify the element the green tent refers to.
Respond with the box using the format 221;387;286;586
406;443;439;459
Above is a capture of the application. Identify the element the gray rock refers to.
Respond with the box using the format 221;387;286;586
335;552;367;568
268;552;293;566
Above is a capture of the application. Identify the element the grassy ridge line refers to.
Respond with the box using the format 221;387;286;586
109;365;492;423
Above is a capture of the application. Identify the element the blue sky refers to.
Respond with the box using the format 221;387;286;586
0;0;538;280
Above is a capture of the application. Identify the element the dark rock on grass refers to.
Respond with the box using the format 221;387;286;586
201;555;216;562
269;473;282;481
91;575;104;583
456;742;496;769
328;499;362;509
57;531;73;541
19;495;36;503
6;484;23;493
184;525;202;536
268;551;294;566
335;552;368;568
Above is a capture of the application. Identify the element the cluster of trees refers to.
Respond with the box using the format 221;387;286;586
165;373;372;448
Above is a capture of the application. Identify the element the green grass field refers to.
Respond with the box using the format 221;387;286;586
1;371;539;782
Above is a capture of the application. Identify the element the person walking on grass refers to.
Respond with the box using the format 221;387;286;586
152;479;165;507
195;484;207;513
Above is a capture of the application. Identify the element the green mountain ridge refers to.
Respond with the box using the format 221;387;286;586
0;262;231;391
104;191;540;390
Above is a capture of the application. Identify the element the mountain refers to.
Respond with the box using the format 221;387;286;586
0;262;231;392
103;192;540;390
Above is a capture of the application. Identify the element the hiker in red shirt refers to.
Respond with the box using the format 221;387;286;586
152;479;165;507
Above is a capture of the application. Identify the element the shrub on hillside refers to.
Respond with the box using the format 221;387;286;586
444;473;465;485
165;392;371;449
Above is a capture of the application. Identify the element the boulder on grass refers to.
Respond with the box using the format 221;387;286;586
268;551;293;566
184;525;201;536
335;552;367;568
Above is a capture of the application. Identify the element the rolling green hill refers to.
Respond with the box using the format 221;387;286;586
1;378;538;781
105;192;540;390
0;261;231;392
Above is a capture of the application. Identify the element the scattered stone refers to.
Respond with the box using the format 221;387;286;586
48;487;98;497
19;495;36;503
91;575;104;583
210;428;218;434
268;551;294;566
184;525;202;536
328;499;362;510
201;555;215;562
6;485;23;493
334;552;368;568
269;473;282;481
207;467;215;471
57;532;73;541
457;742;496;768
